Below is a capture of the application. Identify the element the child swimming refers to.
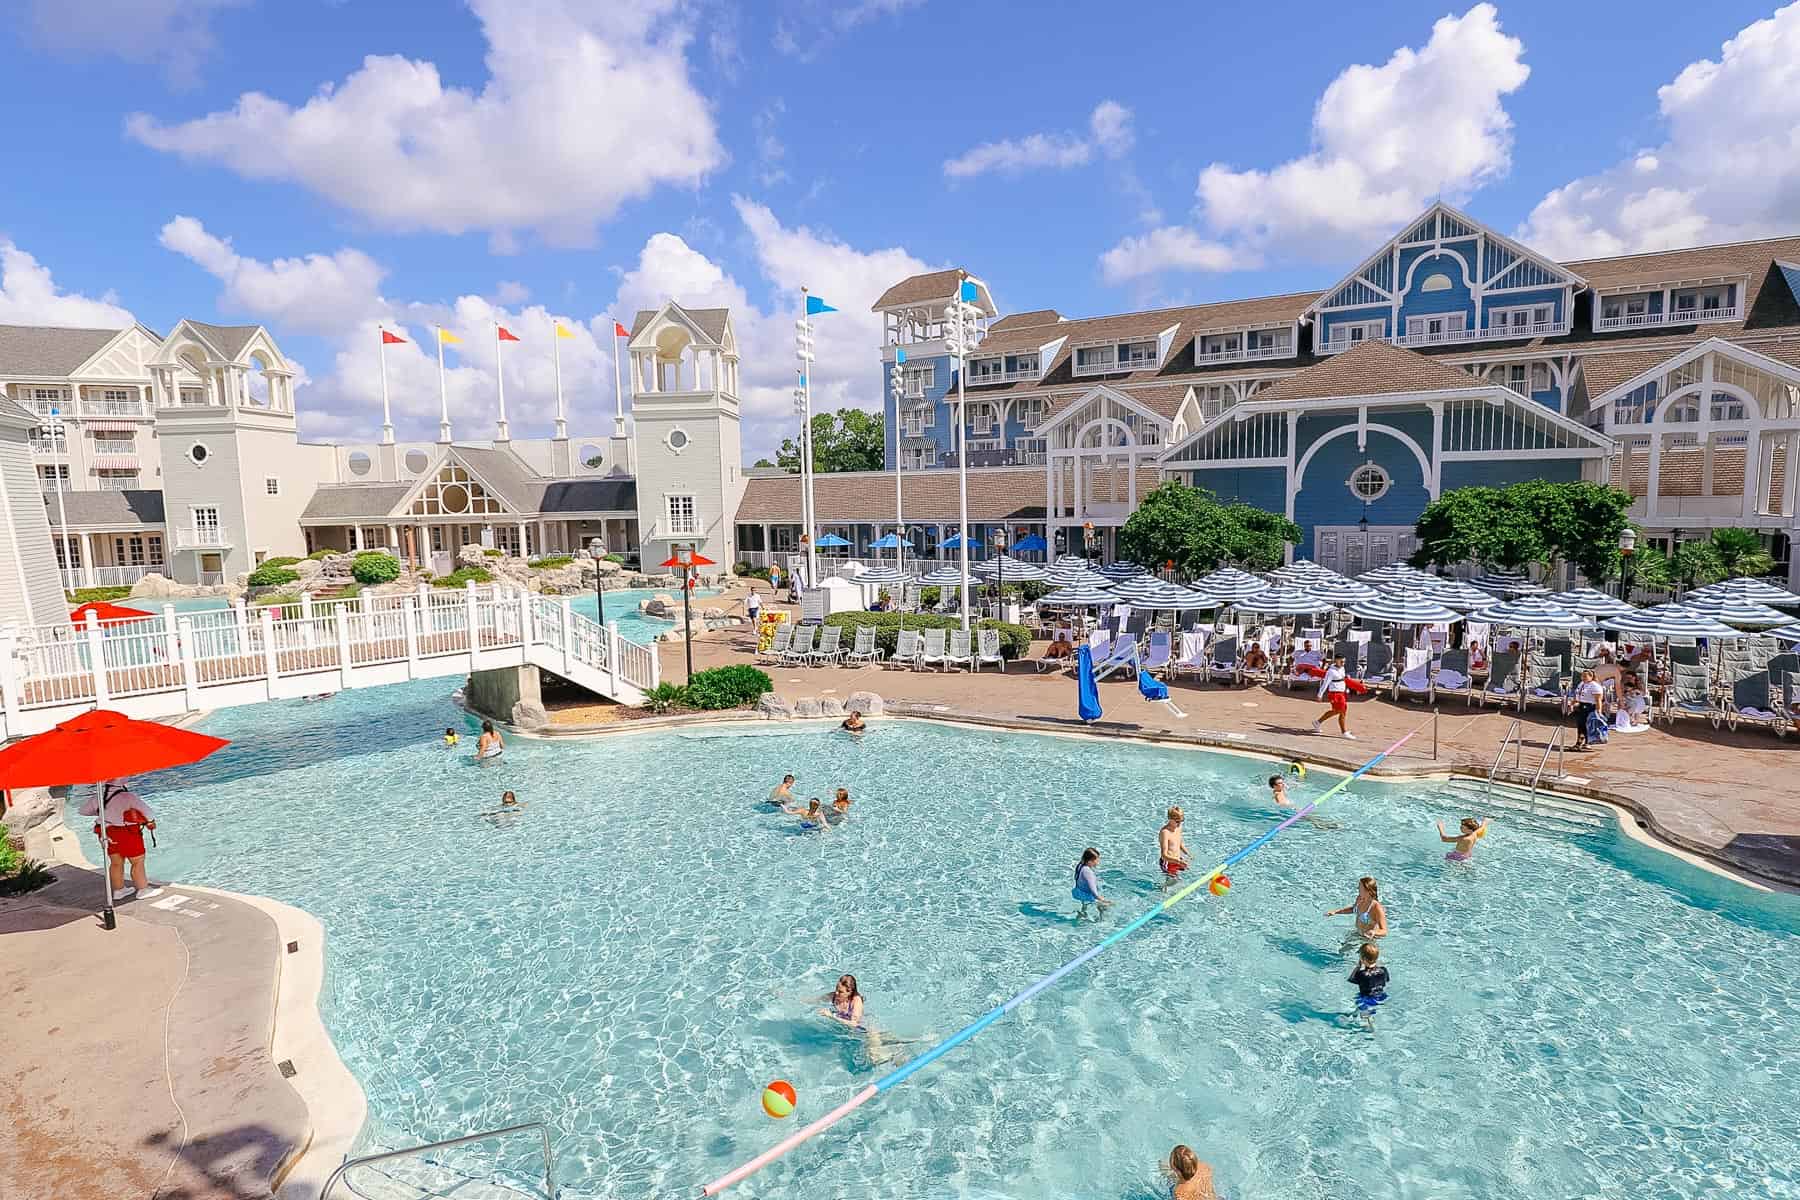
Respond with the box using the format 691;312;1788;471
1165;1144;1220;1200
784;798;830;830
1348;942;1389;1028
1157;808;1191;886
1268;774;1292;807
1438;816;1490;862
443;727;460;747
1071;847;1113;919
823;787;852;825
480;791;525;819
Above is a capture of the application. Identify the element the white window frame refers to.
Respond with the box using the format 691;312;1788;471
1073;345;1117;373
94;469;140;491
1118;340;1158;369
1404;313;1466;340
1012;353;1039;378
92;432;135;453
191;505;221;539
968;404;996;436
101;388;131;402
902;364;935;397
265;476;281;496
1015;436;1047;464
968;357;1005;382
1530;363;1551;393
665;493;698;536
1332;319;1386;348
1347;463;1392;502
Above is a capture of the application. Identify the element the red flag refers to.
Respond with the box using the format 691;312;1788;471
380;329;406;344
497;326;521;342
613;320;630;338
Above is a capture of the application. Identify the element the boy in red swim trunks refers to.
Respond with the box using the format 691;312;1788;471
1158;807;1191;887
1311;654;1354;740
79;779;160;901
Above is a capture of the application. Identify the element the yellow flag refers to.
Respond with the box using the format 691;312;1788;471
438;327;462;345
554;322;576;340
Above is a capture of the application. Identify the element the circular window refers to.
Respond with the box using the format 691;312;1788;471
1348;462;1391;502
404;448;430;474
187;442;210;466
347;450;372;477
440;483;470;514
579;443;604;469
666;428;691;453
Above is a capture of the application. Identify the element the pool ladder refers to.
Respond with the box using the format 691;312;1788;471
321;1120;557;1200
1485;718;1567;811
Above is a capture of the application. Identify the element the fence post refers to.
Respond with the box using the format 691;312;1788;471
466;580;481;668
606;620;623;692
85;610;109;705
300;592;316;651
233;598;249;655
178;618;200;709
519;587;534;651
260;607;280;697
0;632;22;734
402;597;421;671
334;608;353;689
162;603;180;678
560;596;574;677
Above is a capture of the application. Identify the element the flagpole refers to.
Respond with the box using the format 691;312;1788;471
552;324;567;440
436;325;452;444
798;288;818;586
890;352;906;580
612;319;627;439
378;326;394;445
494;322;510;442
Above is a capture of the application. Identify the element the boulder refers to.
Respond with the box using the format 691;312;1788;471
510;698;549;731
845;691;885;716
1;788;59;838
594;558;624;577
755;693;793;720
458;544;488;568
794;697;823;717
128;572;181;599
294;558;323;581
818;696;845;717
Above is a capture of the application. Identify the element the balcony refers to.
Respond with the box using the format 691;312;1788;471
81;398;150;418
965;363;1041;386
1317;335;1387;355
1482;318;1571;342
174;528;232;550
1193;342;1293;365
29;440;68;458
1392;327;1482;349
1595;304;1740;333
1072;345;1159;378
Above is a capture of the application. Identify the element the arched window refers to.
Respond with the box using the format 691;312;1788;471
409;464;506;516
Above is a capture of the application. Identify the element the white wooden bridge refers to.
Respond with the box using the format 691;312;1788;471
0;583;660;739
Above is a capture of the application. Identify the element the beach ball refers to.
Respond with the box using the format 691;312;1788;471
1209;875;1232;897
762;1080;797;1119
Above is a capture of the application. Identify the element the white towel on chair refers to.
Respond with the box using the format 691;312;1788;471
1434;668;1469;690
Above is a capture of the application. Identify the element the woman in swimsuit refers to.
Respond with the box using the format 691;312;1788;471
825;788;852;825
1165;1144;1219;1200
820;974;865;1027
1326;876;1388;941
1438;816;1488;862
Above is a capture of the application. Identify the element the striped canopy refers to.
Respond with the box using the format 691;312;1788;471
1105;574;1172;601
1142;582;1222;611
1684;577;1800;607
1599;603;1747;639
1237;585;1336;616
918;565;966;585
1346;589;1461;625
1097;560;1147;580
1770;623;1800;644
1676;593;1795;628
1469;569;1548;596
1418;579;1499;611
1356;563;1432;586
1308;577;1379;604
1193;567;1270;602
973;555;1048;582
1548;587;1638;620
1470;597;1589;629
1270;558;1340;583
1038;581;1119;607
1045;559;1105;586
1052;554;1089;568
853;566;912;586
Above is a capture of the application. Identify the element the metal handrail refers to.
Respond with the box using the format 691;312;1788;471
1526;726;1567;807
1485;718;1523;794
319;1120;556;1199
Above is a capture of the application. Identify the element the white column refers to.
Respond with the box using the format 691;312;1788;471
1647;431;1663;520
84;611;109;705
334;609;354;689
1785;432;1800;519
178;617;200;709
1701;434;1716;497
466;580;482;668
259;608;280;696
517;520;529;557
402;597;421;669
352;525;365;551
81;533;96;587
1746;434;1772;520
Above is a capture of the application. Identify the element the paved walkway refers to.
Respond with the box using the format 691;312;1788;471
644;600;1800;887
0;863;310;1200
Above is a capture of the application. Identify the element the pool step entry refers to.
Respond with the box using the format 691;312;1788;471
0;582;661;738
322;1120;558;1200
1440;779;1610;836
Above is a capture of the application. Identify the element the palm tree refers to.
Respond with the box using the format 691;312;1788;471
1707;528;1777;578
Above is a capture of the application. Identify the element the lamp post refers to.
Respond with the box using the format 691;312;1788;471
944;275;984;632
41;409;72;591
1617;527;1638;601
677;543;695;682
794;302;819;588
890;352;906;579
585;536;607;625
994;526;1008;620
1671;526;1687;596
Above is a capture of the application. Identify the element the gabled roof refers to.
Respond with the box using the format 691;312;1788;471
989;309;1062;331
0;325;128;376
1042;381;1193;426
1253;340;1488;404
185;321;262;361
51;489;167;528
1582;336;1800;411
630;303;731;344
872;269;977;311
0;395;36;426
448;445;544;511
301;483;414;522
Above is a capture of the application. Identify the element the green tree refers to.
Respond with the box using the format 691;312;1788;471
1670;540;1725;590
1707;528;1777;578
1410;480;1631;578
753;458;775;468
776;408;885;473
1118;482;1299;574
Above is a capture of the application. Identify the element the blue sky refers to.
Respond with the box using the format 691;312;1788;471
2;0;1797;461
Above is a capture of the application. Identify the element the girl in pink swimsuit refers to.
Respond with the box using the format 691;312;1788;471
1438;816;1489;862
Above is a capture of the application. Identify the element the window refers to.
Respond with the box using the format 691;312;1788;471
969;404;995;435
1506;364;1529;395
1015;437;1047;464
1419;272;1453;292
666;494;698;535
1530;363;1551;393
1603;295;1652;320
187;442;211;466
102;388;131;402
38;464;69;491
92;433;135;454
1118;340;1157;368
1014;396;1046;429
969;357;1004;382
265;476;281;496
29;429;67;453
1492;304;1555;333
1247;329;1289;352
192;506;221;539
902;365;935;396
1012;353;1039;377
113;535;161;566
1710;391;1748;421
1074;345;1116;372
1348;462;1391;502
666;428;691;452
1332;320;1385;347
94;470;140;491
902;447;935;469
1196;385;1236;422
54;535;81;570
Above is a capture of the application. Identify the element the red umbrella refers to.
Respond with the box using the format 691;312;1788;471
661;552;718;568
0;708;229;928
68;601;153;625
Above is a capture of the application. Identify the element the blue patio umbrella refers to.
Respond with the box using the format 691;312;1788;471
1012;534;1048;553
813;533;852;548
869;533;904;549
1077;644;1102;722
942;532;982;549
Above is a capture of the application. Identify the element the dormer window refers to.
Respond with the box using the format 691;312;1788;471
1074;345;1116;373
969;356;1005;382
1118;340;1157;368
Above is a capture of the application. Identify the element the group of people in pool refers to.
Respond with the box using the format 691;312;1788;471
766;774;854;830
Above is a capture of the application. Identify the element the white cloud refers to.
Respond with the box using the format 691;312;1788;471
1099;4;1527;280
945;101;1135;180
1099;228;1255;285
773;0;922;59
0;240;136;328
1517;2;1800;258
159;216;388;337
127;0;723;245
495;281;531;305
22;0;247;90
753;101;789;188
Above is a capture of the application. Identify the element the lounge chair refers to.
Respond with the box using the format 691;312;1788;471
781;624;817;666
846;626;880;666
1478;650;1521;707
807;624;844;666
1094;633;1140;680
975;628;1005;672
1432;649;1472;700
1332;639;1364;678
1140;630;1173;676
1285;645;1326;689
1362;640;1395;688
1663;662;1720;726
1521;658;1566;710
1395;646;1434;703
758;623;793;665
888;628;923;669
1207;637;1240;685
1172;631;1209;679
1723;667;1785;734
917;628;949;670
1087;630;1113;664
943;630;974;671
1033;638;1072;674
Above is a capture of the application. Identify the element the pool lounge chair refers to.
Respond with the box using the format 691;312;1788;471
888;628;923;669
942;630;974;671
1172;631;1209;679
917;628;949;670
1362;640;1395;689
1094;633;1140;681
1521;658;1566;710
758;623;793;664
1331;639;1363;678
1477;650;1521;707
781;624;817;666
807;624;844;666
975;628;1006;672
1722;667;1786;735
1432;649;1473;700
1140;630;1173;676
1395;646;1434;703
1207;636;1240;685
1662;662;1720;727
846;626;880;666
1033;638;1072;674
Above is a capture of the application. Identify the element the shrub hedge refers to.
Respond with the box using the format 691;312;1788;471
68;585;134;603
483;548;504;558
262;555;302;570
351;551;401;585
306;549;336;560
683;664;774;710
432;566;493;588
529;555;575;570
247;563;301;588
823;611;1030;659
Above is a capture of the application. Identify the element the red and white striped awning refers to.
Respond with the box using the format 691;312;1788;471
89;454;141;470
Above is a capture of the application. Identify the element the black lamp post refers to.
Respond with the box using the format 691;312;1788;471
995;526;1008;615
585;537;607;625
1617;527;1638;601
677;543;695;681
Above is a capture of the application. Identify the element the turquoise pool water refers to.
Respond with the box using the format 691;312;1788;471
72;690;1800;1199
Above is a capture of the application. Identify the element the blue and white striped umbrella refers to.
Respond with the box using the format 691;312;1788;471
1143;582;1222;611
1548;587;1638;620
1684;577;1800;607
1309;577;1378;604
854;566;913;587
973;555;1048;582
1357;563;1433;587
1770;623;1800;644
1105;574;1171;601
1038;581;1119;607
1419;579;1499;611
918;565;965;585
1599;603;1746;639
1469;569;1548;597
1346;589;1460;625
1676;593;1794;628
1045;558;1104;586
1270;558;1339;584
1097;560;1147;580
1193;567;1270;602
1237;585;1335;616
1470;596;1589;629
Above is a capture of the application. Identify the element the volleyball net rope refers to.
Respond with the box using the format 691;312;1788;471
697;721;1427;1196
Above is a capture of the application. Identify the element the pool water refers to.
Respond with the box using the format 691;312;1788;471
73;689;1800;1199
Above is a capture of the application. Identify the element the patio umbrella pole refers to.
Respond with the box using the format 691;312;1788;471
95;781;115;930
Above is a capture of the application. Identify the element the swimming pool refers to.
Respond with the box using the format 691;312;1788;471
73;689;1800;1199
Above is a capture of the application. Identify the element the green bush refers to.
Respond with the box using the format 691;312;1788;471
432;566;494;588
247;564;300;588
262;555;302;570
350;552;401;585
251;591;300;607
641;682;689;713
735;563;773;581
306;549;336;560
823;612;1030;659
483;548;504;558
67;585;134;604
604;553;626;563
529;555;575;570
0;836;52;897
684;664;774;710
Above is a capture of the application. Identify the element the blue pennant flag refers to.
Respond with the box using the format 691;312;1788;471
806;295;836;315
895;348;907;364
958;279;979;303
797;374;807;388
